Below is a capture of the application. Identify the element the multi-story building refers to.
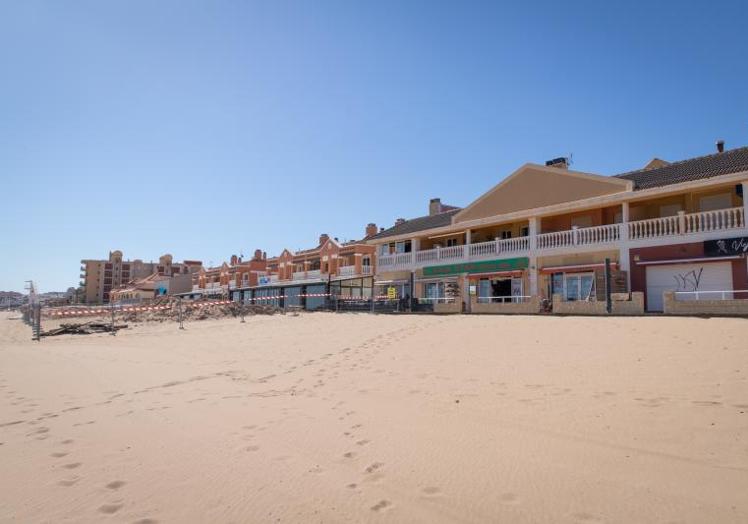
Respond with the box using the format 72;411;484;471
234;227;378;309
79;251;202;303
370;145;748;314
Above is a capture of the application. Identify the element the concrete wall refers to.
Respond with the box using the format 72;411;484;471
662;291;748;316
433;302;462;314
552;292;644;315
471;296;541;314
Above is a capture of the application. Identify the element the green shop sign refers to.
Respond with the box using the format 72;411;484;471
422;257;529;277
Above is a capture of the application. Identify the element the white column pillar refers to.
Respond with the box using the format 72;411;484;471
464;230;471;259
529;256;538;296
528;217;539;297
742;182;748;227
528;217;538;250
620;201;631;291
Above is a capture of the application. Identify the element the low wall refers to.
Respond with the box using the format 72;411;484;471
433;301;462;314
471;296;541;314
663;291;748;316
552;292;644;316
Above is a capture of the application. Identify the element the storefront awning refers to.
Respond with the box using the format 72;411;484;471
540;262;618;274
635;255;739;266
468;270;524;279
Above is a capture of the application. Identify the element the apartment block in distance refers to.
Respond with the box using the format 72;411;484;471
80;250;203;303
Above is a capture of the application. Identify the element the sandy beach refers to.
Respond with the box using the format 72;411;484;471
1;311;747;523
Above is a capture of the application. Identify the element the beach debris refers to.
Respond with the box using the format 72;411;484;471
40;322;128;337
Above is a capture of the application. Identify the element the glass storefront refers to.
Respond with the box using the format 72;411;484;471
551;272;596;301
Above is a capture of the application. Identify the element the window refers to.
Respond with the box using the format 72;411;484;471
553;272;595;301
500;230;512;240
362;256;370;266
520;226;529;237
571;215;593;228
446;238;458;247
659;204;682;217
699;193;731;212
395;240;412;253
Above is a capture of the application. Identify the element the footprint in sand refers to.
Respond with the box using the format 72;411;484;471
58;478;80;487
51;452;69;458
245;445;260;452
499;492;520;505
98;503;123;514
346;483;358;489
63;462;82;469
343;452;356;459
133;519;159;524
364;462;384;474
356;439;370;446
421;486;441;496
106;480;126;490
370;500;392;512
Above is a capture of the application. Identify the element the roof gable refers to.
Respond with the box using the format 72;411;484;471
454;164;630;223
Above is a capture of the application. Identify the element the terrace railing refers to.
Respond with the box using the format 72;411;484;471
628;207;745;240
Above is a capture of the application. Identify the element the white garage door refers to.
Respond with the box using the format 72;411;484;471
645;261;733;312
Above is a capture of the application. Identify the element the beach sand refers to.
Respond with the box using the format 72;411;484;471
1;311;747;523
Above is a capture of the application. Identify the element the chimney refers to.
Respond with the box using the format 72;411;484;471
716;140;725;153
253;249;262;260
230;254;238;266
262;251;267;260
319;233;329;245
545;157;568;169
365;223;378;237
395;218;406;226
429;198;442;216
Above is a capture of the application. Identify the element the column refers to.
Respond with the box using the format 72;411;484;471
620;201;631;291
528;217;539;297
464;230;471;259
743;182;748;227
529;256;538;296
528;217;538;250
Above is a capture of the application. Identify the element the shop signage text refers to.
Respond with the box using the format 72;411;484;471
423;257;529;277
704;237;748;257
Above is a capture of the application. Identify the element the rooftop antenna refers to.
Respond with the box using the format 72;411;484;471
567;153;574;167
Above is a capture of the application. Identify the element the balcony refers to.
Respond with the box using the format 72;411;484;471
338;265;373;277
376;206;747;272
628;207;744;241
379;237;530;271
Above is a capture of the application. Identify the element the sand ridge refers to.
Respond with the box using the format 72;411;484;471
1;311;747;523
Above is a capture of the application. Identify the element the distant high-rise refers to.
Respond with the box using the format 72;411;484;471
79;250;202;303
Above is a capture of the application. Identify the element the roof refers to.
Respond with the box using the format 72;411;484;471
369;208;462;241
615;146;748;190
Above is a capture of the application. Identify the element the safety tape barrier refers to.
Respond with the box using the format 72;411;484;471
44;295;404;317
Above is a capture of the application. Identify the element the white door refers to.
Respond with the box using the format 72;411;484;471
645;261;733;312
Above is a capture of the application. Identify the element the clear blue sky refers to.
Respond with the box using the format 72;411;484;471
2;1;747;292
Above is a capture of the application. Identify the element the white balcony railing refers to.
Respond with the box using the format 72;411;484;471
628;207;745;240
469;237;530;258
338;265;356;277
375;206;747;271
338;265;374;277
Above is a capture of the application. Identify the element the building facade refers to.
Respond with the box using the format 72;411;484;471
80;251;202;303
370;146;748;314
